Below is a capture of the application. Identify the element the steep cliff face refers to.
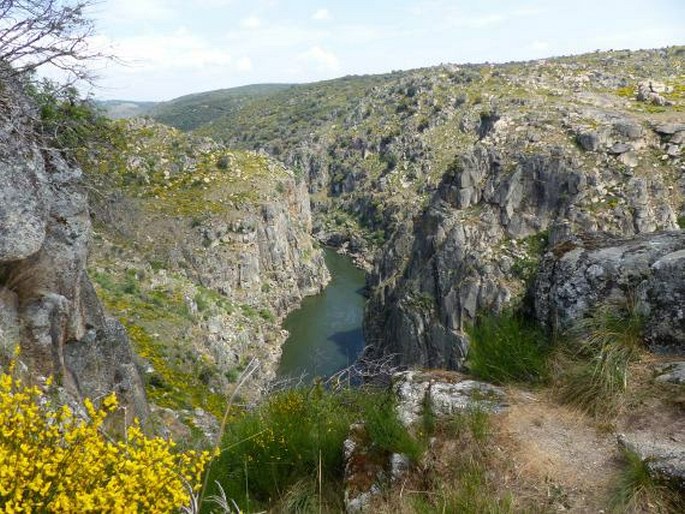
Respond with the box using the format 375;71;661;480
0;74;149;423
183;47;684;369
365;125;681;366
87;120;328;414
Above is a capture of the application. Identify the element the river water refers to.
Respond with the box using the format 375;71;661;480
277;248;366;380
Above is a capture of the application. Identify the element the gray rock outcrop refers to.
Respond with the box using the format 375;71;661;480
534;231;685;353
0;72;149;424
342;370;506;513
618;433;685;488
392;369;506;427
365;134;680;367
655;361;685;384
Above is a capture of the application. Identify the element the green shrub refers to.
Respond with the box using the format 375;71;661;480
26;79;117;166
610;447;684;513
554;300;644;417
203;386;420;512
467;311;550;384
204;386;352;511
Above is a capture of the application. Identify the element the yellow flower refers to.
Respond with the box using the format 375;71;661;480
0;362;212;512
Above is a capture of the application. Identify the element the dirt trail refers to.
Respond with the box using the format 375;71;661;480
499;390;620;512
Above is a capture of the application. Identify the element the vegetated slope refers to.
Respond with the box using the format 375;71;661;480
86;119;328;428
97;99;158;119
189;46;685;368
148;83;294;131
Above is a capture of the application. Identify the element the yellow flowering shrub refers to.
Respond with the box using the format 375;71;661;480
0;362;213;513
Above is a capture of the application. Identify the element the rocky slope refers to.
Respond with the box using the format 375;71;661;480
0;72;149;425
86;119;328;420
175;47;684;369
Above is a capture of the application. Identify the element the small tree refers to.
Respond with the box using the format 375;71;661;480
0;0;100;82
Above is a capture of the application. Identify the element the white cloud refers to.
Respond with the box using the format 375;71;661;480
192;0;234;6
241;16;262;29
452;14;506;29
223;24;328;49
99;0;174;23
298;46;340;72
530;40;550;52
236;56;253;71
512;6;544;17
312;8;332;21
107;28;233;71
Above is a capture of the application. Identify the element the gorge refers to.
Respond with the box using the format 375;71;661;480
1;44;684;512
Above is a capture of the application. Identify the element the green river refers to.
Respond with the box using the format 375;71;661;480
277;249;366;380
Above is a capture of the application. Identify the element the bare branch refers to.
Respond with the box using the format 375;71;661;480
0;0;103;83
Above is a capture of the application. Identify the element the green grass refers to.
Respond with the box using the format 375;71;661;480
443;404;492;443
610;447;685;513
554;300;644;417
203;386;420;512
467;311;551;384
410;407;517;514
360;391;423;461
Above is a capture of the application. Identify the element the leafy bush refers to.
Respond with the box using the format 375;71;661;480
554;300;644;417
467;311;550;384
26;79;117;165
0;360;212;512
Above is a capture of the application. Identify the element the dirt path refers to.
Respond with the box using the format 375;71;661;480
499;389;620;512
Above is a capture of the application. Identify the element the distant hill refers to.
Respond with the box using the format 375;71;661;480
147;83;294;131
97;99;157;119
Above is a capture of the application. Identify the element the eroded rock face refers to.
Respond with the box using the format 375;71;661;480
364;135;680;367
87;120;330;396
534;231;685;353
0;73;149;424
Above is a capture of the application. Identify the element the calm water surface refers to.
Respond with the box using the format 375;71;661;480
277;249;366;380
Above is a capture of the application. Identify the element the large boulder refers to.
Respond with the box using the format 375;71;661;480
618;433;685;489
534;231;685;353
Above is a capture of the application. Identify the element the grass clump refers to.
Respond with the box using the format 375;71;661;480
553;300;644;417
610;447;684;513
467;311;550;384
204;386;350;511
360;391;423;461
203;386;420;512
405;407;516;514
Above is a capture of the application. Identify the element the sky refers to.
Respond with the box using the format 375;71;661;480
79;0;685;101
